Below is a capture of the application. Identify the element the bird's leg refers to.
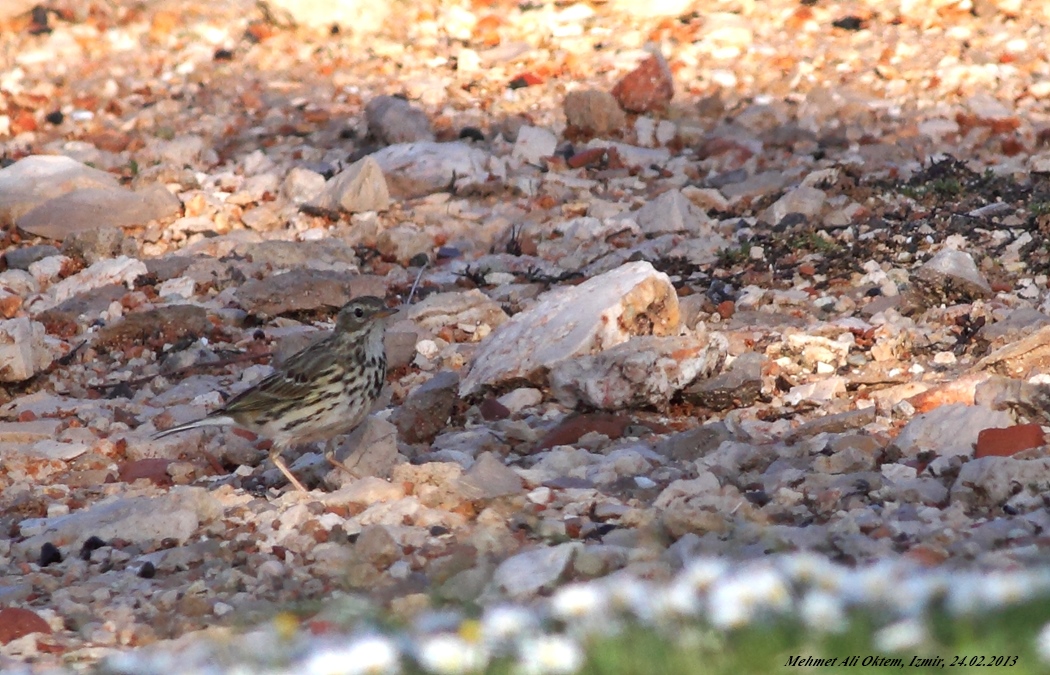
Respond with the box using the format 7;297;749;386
324;437;361;481
269;443;308;492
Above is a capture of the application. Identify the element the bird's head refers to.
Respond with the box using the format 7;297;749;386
334;296;397;335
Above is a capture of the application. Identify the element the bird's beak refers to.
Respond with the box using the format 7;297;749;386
377;306;399;319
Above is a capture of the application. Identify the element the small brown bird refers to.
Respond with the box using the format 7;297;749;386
154;296;396;491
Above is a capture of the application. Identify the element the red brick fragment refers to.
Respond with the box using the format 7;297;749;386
0;607;51;645
975;424;1046;459
611;53;674;114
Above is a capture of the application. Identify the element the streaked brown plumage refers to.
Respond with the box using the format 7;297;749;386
154;296;395;491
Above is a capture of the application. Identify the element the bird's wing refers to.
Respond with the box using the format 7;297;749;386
218;339;336;415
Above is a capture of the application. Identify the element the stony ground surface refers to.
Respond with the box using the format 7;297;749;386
1;0;1050;671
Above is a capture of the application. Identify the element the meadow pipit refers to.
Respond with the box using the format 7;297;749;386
154;296;396;491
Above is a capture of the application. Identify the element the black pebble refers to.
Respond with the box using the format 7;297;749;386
213;48;234;61
80;536;107;561
459;127;485;142
39;542;62;567
45;110;64;125
833;16;865;31
408;252;430;268
137;561;156;579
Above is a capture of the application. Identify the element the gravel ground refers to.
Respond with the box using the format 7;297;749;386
2;0;1050;671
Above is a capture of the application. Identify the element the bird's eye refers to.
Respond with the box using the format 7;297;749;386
354;307;364;318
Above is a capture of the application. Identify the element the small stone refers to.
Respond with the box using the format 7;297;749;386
405;289;509;334
564;90;626;135
787;408;877;441
79;536;107;561
4;244;60;270
684;352;765;410
611;0;694;17
512;126;558;167
457;48;481;73
654;421;731;462
496;388;542;414
118;458;174;486
281;167;326;205
393;371;459;444
951;456;1050;509
479;397;511;421
324;476;406;508
0;420;61;444
535;413;634;452
354;525;401;569
94;305;210;352
365;96;435;145
326;416;401;485
492;543;580;598
41;256;147;310
765;186;826;225
39;542;62;567
913;249;992;303
61;226;137;265
455;452;524;499
309;155;390;214
242;239;360;272
375;224;434;264
631;189;717;237
137;561;156;579
783;377;846;406
260;0;391;32
235;269;377;318
611;52;674;114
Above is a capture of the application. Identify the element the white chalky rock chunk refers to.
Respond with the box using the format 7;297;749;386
460;261;680;396
0;318;52;382
550;331;727;410
41;256;147;309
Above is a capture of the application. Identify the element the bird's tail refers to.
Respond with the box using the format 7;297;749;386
152;415;235;440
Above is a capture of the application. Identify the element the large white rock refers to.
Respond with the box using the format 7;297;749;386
0;318;52;382
370;142;490;199
550;331;727;410
14;488;223;554
951;456;1050;512
17;185;181;240
460;261;680;396
0;155;120;226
